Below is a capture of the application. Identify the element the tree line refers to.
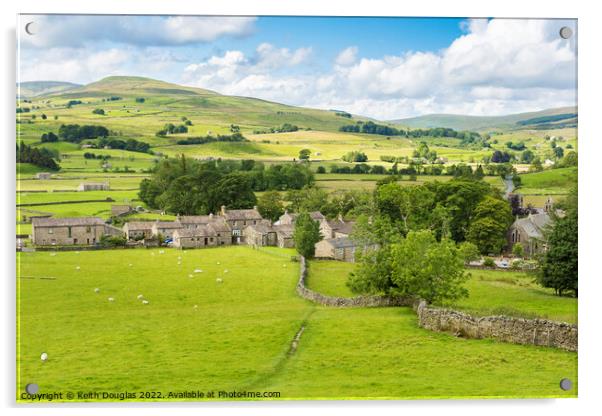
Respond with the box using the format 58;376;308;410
16;142;60;171
176;133;247;146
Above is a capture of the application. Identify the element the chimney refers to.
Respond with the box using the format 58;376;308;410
253;205;258;211
338;213;343;222
209;213;213;219
221;205;226;215
284;209;288;215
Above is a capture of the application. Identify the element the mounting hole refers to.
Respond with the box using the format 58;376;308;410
25;22;36;36
25;383;39;394
559;26;573;40
559;378;573;391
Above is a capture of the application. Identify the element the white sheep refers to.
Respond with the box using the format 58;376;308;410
94;288;100;293
108;297;115;302
177;261;181;265
177;256;182;261
49;253;56;257
216;278;223;284
142;300;149;305
193;305;198;310
40;352;48;362
188;274;193;278
159;250;165;254
224;269;229;274
137;294;144;300
128;263;133;267
75;266;80;270
194;269;203;273
216;261;221;265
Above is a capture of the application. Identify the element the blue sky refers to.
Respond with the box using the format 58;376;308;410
18;15;577;119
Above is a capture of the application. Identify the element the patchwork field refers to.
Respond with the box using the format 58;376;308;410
17;247;576;401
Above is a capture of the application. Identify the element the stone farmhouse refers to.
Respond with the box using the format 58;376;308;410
122;221;154;240
242;221;295;248
151;221;183;239
219;205;263;244
276;210;326;225
315;236;376;262
78;182;110;191
32;217;121;246
35;172;51;180
320;215;355;239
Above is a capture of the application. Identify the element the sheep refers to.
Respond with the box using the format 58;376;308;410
49;253;56;257
159;250;165;254
216;261;221;265
188;274;193;278
216;278;223;284
137;294;144;300
94;288;100;293
142;300;149;305
40;352;48;362
194;269;203;273
108;297;115;302
177;256;182;261
177;261;181;265
224;269;229;274
128;263;133;267
75;266;80;270
193;305;198;310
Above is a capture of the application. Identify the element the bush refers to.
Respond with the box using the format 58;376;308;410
483;257;496;268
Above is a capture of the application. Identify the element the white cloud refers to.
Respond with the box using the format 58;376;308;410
184;18;576;119
335;46;358;66
19;15;257;48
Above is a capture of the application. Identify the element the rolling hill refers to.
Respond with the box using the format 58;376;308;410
391;106;577;131
17;81;81;98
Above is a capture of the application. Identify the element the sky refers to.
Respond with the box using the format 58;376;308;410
18;15;577;120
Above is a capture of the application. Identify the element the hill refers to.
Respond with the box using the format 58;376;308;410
17;81;81;98
391;106;577;131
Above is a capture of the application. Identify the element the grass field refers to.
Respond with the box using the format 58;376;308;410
518;167;577;196
306;260;577;323
17;247;576;401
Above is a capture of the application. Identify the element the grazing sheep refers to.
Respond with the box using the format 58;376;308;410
137;294;144;300
75;266;80;270
159;250;165;254
177;256;182;261
194;269;203;273
94;288;100;293
177;261;181;265
40;352;48;362
216;261;221;265
128;263;133;267
142;300;149;305
224;269;229;274
108;297;115;302
188;274;193;278
49;253;56;257
216;278;223;284
193;305;198;310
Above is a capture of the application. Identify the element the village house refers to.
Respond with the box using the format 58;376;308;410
243;222;296;248
35;172;51;180
276;210;325;226
32;217;120;246
77;182;110;191
320;215;355;239
176;214;232;246
151;220;183;240
122;221;154;240
219;205;263;244
173;226;219;249
314;237;375;262
507;212;552;257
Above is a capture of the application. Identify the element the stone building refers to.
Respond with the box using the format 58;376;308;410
177;215;232;245
35;172;51;180
319;215;355;239
123;221;154;240
111;205;133;217
507;212;552;257
276;210;325;225
77;182;110;191
151;221;183;239
315;237;361;262
242;222;296;248
219;205;263;244
32;217;115;246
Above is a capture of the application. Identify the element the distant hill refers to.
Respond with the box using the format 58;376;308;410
67;76;218;98
391;106;577;131
17;81;81;98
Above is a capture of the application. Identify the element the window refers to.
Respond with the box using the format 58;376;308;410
68;227;72;237
86;226;91;233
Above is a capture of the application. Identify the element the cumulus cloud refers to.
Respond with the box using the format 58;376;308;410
19;15;257;47
183;18;576;118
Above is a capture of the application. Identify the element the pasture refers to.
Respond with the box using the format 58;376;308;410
17;247;576;401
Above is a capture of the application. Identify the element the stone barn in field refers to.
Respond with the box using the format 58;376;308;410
111;205;133;217
315;237;360;262
78;182;110;191
35;172;51;180
32;217;115;246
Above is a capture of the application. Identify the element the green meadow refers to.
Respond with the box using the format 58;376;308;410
17;247;576;401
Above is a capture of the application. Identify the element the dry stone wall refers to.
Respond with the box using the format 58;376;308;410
298;256;578;352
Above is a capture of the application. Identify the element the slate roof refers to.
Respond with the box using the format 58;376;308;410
123;221;154;231
282;211;326;221
273;224;294;238
178;215;214;224
513;213;552;239
321;237;358;249
152;221;183;229
32;217;105;227
222;208;263;221
174;226;217;238
326;219;355;236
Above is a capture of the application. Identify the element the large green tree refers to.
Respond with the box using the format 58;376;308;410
257;191;285;221
466;196;513;254
293;212;323;259
349;230;469;304
537;187;578;296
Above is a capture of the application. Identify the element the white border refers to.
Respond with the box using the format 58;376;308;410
2;1;600;415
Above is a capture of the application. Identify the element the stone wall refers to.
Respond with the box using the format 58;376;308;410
297;256;578;352
296;256;413;308
414;301;577;352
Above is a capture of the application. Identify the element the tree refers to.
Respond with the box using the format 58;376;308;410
316;166;326;174
458;241;480;263
298;148;311;160
466;196;513;254
257;191;284;221
537;186;578;296
92;108;105;115
349;230;469;304
293;212;323;258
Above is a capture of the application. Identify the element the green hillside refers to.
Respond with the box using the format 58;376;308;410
17;81;81;98
392;106;577;132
